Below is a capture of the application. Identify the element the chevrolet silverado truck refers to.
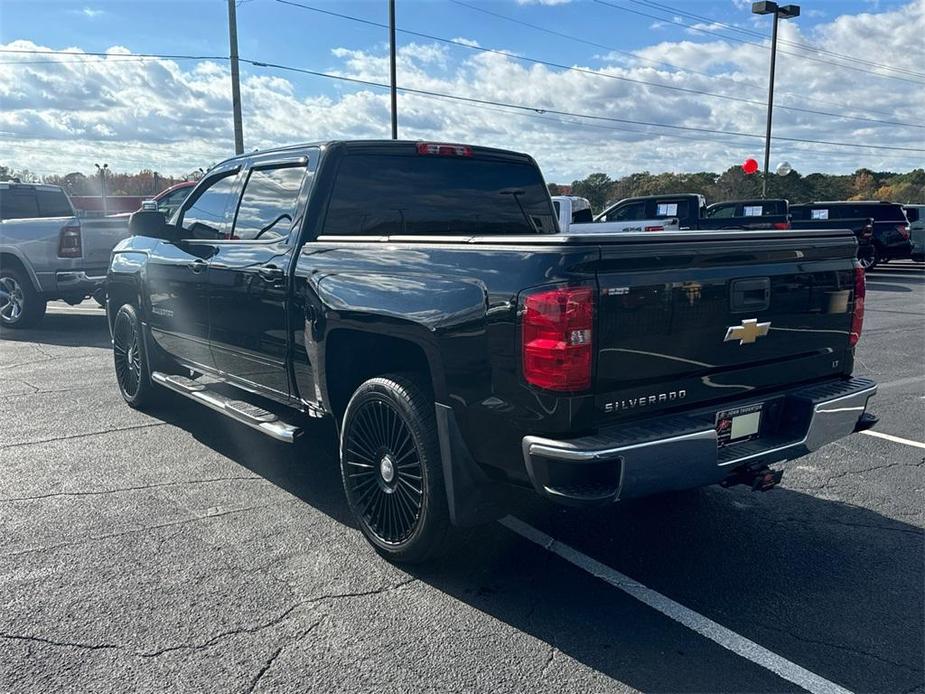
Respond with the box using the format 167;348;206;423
108;140;878;563
1;182;129;327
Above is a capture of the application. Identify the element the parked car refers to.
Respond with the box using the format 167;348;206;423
0;182;129;327
145;181;196;219
902;205;924;262
705;198;788;221
790;201;911;270
567;193;790;233
108;140;877;563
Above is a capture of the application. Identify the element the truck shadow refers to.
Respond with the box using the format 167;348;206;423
151;396;924;694
0;311;111;349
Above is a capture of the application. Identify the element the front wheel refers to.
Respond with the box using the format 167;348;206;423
340;374;450;563
112;304;160;409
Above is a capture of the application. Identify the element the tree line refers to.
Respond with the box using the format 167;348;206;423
0;165;199;197
550;167;925;214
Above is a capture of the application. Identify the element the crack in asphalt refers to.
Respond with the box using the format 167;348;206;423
756;622;924;674
244;618;325;694
798;456;925;489
0;582;407;662
540;646;558;679
0;475;264;502
0;353;99;371
0;632;122;651
0;421;168;451
0;498;300;559
0;382;107;401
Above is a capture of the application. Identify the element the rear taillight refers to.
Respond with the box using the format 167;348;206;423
522;286;594;391
897;224;910;240
850;265;865;347
416;142;472;157
643;225;664;232
773;221;791;230
58;224;82;258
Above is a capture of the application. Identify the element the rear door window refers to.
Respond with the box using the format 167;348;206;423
322;154;556;236
231;165;306;241
36;189;73;217
0;188;39;220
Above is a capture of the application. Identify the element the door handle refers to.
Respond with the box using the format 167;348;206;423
188;259;207;274
258;264;284;281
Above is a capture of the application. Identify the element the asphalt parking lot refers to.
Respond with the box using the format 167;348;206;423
1;262;922;694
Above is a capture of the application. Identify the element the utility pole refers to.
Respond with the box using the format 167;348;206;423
95;163;108;216
227;0;244;154
389;0;398;139
752;2;799;198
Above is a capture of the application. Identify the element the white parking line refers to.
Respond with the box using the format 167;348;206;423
501;516;852;694
861;430;925;450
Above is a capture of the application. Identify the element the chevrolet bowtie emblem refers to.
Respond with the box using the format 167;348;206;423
724;318;771;345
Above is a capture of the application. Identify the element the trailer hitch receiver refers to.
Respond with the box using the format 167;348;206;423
721;465;783;492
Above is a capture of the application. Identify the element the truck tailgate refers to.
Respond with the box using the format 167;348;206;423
80;217;131;268
592;229;859;419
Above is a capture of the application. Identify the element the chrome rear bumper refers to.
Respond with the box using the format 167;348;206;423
522;378;877;505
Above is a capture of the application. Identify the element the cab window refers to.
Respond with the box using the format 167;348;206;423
178;173;238;239
605;201;647;222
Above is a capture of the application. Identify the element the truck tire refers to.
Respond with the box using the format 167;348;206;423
340;374;450;563
112;303;160;410
858;244;879;271
0;267;46;329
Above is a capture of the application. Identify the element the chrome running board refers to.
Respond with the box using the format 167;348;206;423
151;371;302;443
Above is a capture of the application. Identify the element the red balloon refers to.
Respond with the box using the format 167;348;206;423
742;158;759;174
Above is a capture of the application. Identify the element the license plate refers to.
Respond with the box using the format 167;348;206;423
715;403;763;447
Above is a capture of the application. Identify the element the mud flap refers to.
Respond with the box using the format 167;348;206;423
435;403;505;527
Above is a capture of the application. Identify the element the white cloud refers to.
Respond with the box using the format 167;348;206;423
1;1;923;181
515;0;572;5
70;7;105;18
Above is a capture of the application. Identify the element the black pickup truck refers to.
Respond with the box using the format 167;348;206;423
790;201;911;270
108;140;877;563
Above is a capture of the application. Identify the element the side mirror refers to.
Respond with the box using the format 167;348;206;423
129;209;178;241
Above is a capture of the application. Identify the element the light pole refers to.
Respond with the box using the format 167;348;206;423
94;163;109;216
752;1;799;198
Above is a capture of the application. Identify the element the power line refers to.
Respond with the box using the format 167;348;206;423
273;0;925;130
241;57;925;153
594;0;925;85
2;48;920;154
0;48;228;62
446;0;905;120
399;90;918;161
626;0;925;79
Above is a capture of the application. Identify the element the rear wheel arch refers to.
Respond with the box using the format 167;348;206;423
0;252;40;292
323;328;439;424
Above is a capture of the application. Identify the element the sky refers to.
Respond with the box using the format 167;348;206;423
0;0;923;182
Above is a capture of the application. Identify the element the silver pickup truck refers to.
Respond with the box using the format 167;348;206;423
0;182;129;328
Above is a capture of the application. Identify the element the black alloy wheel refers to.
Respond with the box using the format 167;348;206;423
340;375;449;563
112;304;158;409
